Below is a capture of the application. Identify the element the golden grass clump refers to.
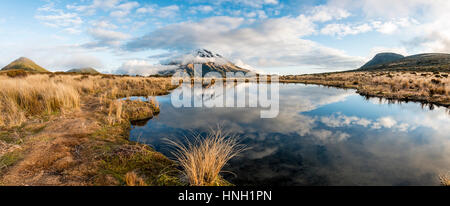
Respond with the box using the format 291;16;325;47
149;97;160;113
166;127;246;186
125;171;147;186
107;100;124;125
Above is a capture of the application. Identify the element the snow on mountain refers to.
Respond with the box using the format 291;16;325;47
163;49;231;66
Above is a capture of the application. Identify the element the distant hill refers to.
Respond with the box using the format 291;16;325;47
358;53;450;72
67;67;100;74
360;53;405;69
1;57;49;73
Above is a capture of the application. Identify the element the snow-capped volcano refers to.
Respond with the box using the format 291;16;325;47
116;49;256;77
160;49;252;76
165;49;231;66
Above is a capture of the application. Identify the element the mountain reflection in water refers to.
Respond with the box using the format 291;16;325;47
130;83;450;186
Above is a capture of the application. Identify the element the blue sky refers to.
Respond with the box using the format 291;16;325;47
0;0;449;74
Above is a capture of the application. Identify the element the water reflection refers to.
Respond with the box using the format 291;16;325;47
130;83;450;186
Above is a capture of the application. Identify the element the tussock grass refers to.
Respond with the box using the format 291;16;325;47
281;71;450;107
149;97;160;113
0;74;175;128
0;75;80;127
166;127;246;186
125;171;147;186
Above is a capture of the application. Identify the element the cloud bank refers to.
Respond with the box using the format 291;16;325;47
124;15;365;70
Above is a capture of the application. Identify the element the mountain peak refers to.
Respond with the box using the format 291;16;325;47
1;57;49;73
158;49;252;76
165;49;230;66
17;57;32;61
192;49;223;58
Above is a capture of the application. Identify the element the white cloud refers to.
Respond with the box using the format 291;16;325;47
49;54;104;71
137;5;180;18
35;2;84;35
89;28;129;41
190;5;214;14
309;5;351;22
136;6;154;14
325;0;450;52
125;15;364;70
377;117;397;128
312;129;351;143
320;18;415;37
110;1;139;17
327;0;432;19
35;12;83;28
115;60;178;76
217;0;279;8
320;113;411;132
66;0;139;17
67;0;122;14
234;59;265;74
64;28;82;34
321;23;372;37
84;28;129;48
321;113;371;128
90;20;118;29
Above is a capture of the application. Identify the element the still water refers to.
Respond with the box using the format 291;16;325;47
129;83;450;186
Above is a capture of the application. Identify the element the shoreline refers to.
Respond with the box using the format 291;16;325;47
280;71;450;108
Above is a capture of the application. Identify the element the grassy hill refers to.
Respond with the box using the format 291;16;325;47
358;53;450;72
360;53;404;69
67;67;100;74
1;57;49;73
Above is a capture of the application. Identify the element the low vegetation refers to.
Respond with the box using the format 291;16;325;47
0;72;180;185
166;127;246;186
0;75;80;128
280;71;450;107
3;68;449;186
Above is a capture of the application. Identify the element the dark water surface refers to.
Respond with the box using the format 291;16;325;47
129;83;450;186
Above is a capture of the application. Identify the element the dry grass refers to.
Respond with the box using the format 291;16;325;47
0;74;175;129
166;127;246;186
0;75;80;127
281;71;450;107
0;72;181;186
125;171;147;186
